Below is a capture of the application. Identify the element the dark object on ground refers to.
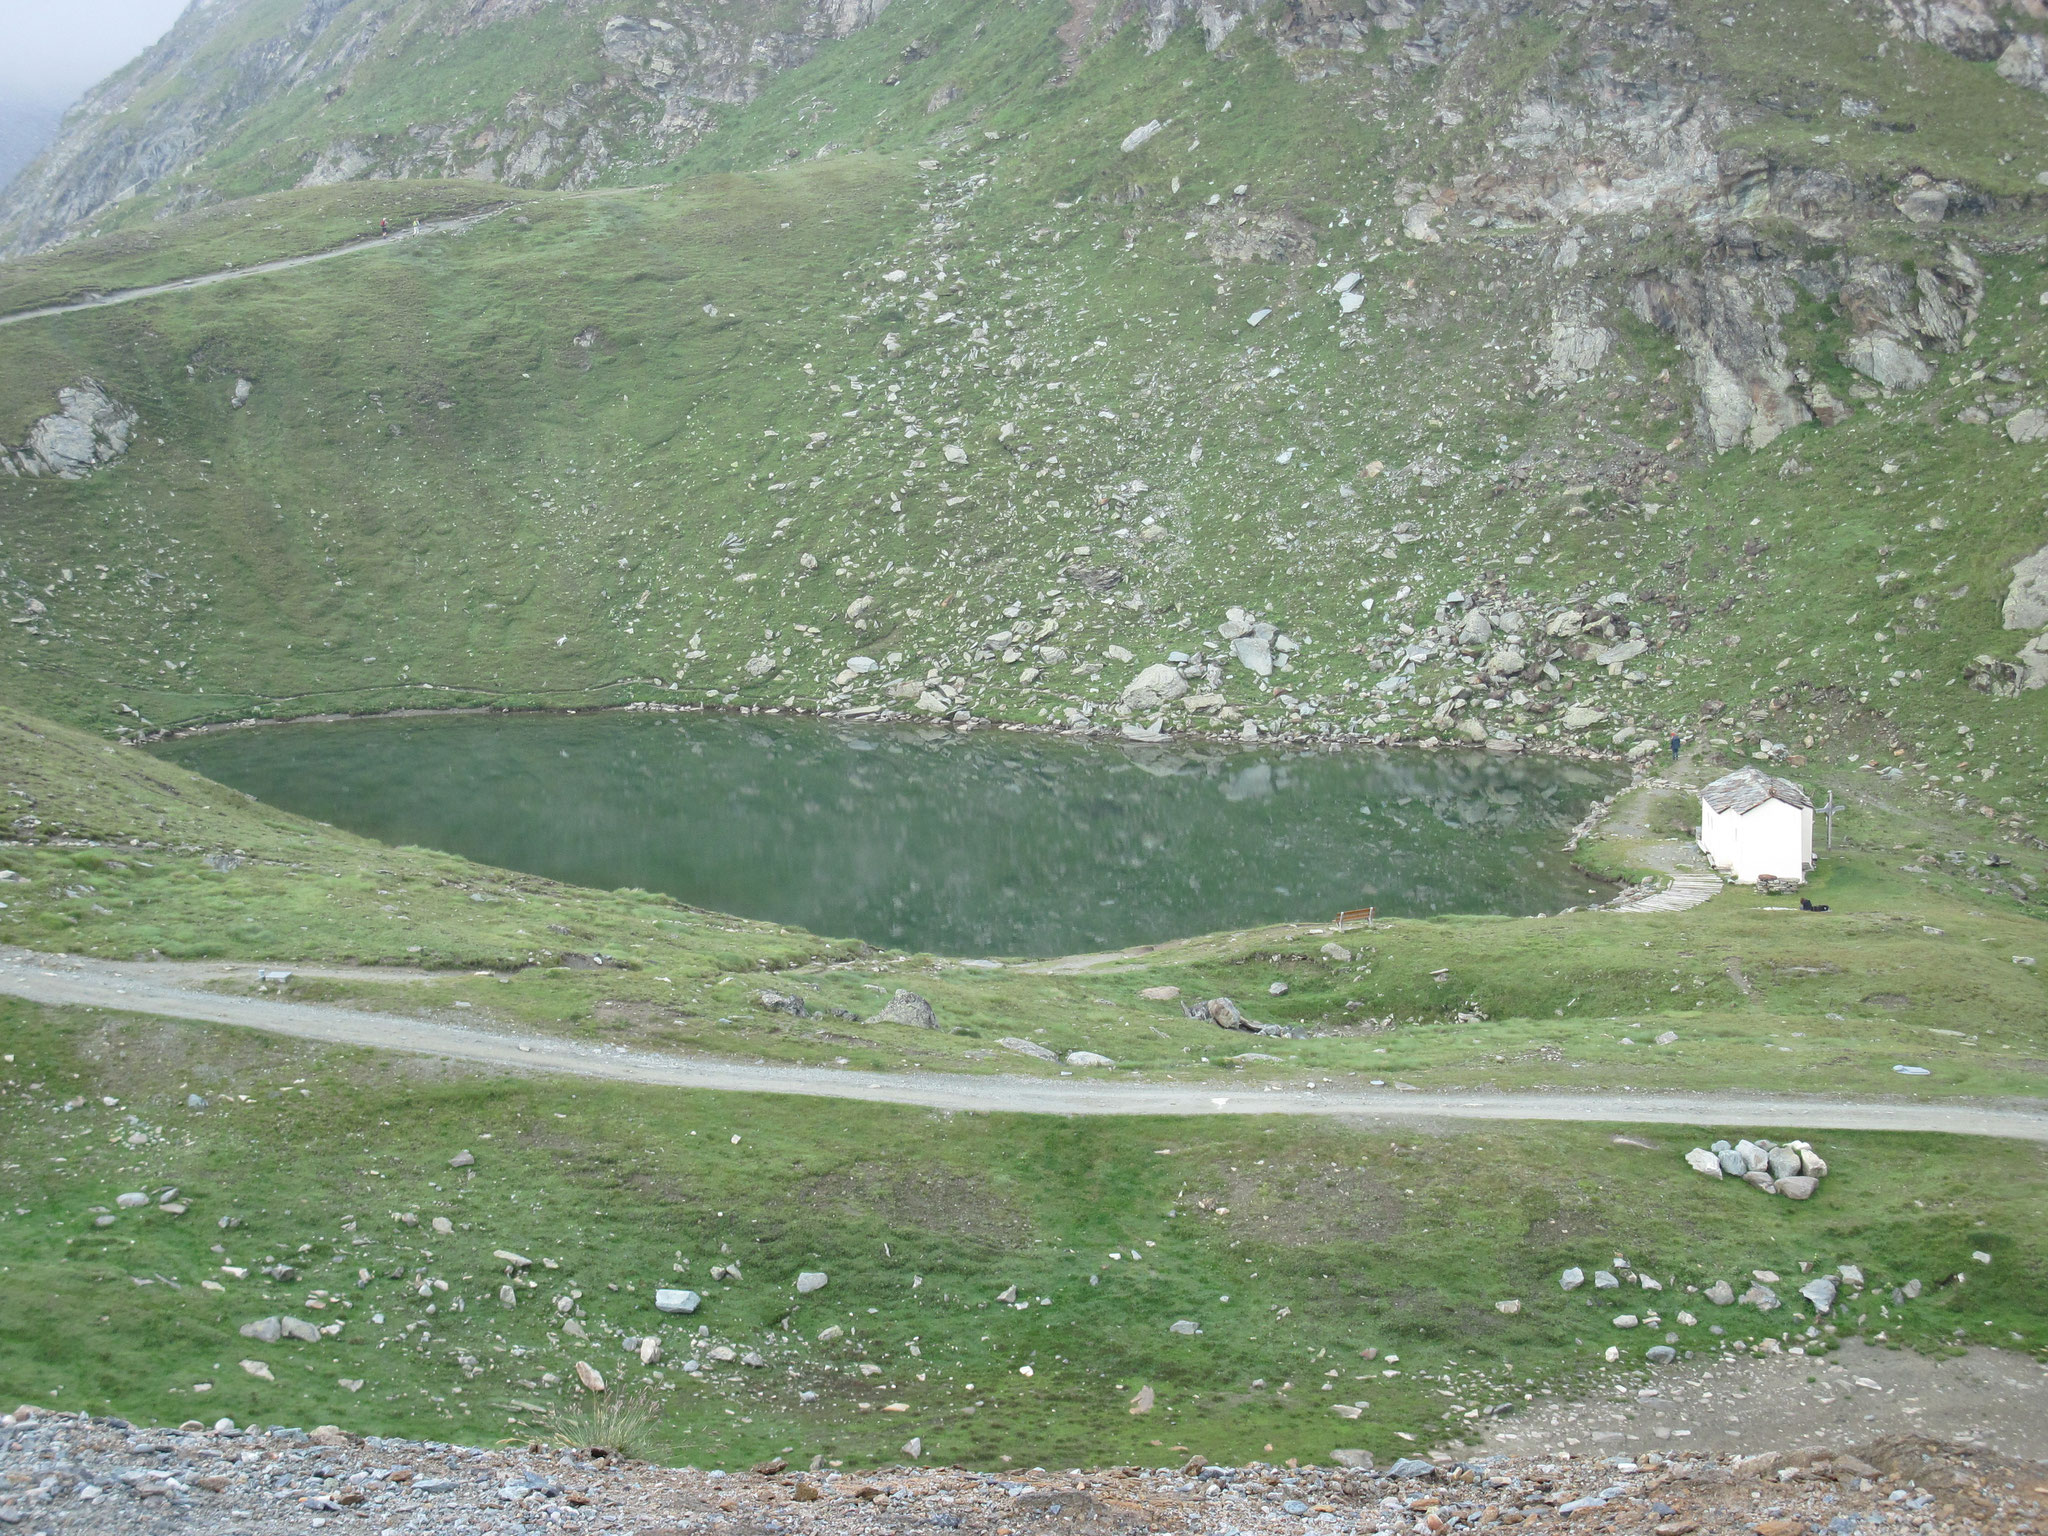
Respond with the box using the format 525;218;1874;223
1800;897;1831;912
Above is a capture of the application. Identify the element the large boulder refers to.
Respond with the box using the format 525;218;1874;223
1120;663;1189;712
1999;34;2048;92
2007;409;2048;445
868;990;937;1029
1842;332;1934;390
1230;636;1274;676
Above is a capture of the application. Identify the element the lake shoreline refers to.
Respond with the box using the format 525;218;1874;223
130;695;1649;773
145;704;1631;954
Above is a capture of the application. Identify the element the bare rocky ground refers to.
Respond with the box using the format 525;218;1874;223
5;1395;2045;1536
1468;1342;2048;1464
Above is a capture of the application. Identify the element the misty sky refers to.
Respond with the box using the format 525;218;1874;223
0;0;190;106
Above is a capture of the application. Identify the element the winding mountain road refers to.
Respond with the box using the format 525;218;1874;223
0;208;504;330
3;948;2041;1139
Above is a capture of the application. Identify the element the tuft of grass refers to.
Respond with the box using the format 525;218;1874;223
539;1388;667;1463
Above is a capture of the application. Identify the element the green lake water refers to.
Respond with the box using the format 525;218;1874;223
153;713;1622;956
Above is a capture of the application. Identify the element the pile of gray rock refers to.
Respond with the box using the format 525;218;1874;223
1685;1138;1827;1198
1181;996;1295;1037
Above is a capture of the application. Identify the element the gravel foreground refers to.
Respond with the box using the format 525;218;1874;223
4;1409;2045;1536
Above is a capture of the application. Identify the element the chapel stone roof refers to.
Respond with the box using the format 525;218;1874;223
1700;766;1813;815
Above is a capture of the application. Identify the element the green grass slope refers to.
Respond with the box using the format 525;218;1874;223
3;1000;2042;1467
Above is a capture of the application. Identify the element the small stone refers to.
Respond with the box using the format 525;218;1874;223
494;1249;533;1268
901;1436;923;1458
280;1317;321;1343
1494;1299;1521;1315
574;1361;606;1393
1741;1283;1781;1311
796;1271;829;1294
115;1192;148;1209
998;1037;1058;1061
1799;1276;1837;1312
1329;1450;1374;1469
1387;1458;1436;1480
448;1149;475;1168
1267;981;1289;996
1128;1385;1154;1414
186;1094;207;1109
1168;1319;1200;1335
238;1317;283;1344
1705;1280;1735;1306
1320;942;1352;962
239;1359;273;1381
1654;1031;1678;1045
499;1284;517;1308
1766;1146;1803;1181
1972;1249;1992;1265
1560;1267;1585;1291
1065;1050;1115;1067
654;1289;701;1314
1646;1345;1677;1365
1613;1314;1640;1329
1139;985;1181;1001
1594;1270;1619;1289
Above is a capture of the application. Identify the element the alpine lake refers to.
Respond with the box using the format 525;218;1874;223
152;712;1624;957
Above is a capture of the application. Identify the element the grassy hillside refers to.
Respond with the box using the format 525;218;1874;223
0;0;2040;825
3;999;2042;1466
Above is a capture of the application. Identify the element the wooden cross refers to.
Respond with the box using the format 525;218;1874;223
1817;791;1839;850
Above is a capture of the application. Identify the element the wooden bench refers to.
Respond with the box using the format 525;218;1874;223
1335;906;1376;930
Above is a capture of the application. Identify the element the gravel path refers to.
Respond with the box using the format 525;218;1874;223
4;948;2044;1140
0;209;502;329
1603;841;1724;915
4;1406;2042;1536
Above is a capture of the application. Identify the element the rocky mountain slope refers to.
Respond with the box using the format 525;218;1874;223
0;0;895;259
0;0;2044;815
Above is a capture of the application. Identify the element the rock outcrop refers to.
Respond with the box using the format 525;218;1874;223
1629;269;1808;452
1837;246;1983;391
3;381;137;480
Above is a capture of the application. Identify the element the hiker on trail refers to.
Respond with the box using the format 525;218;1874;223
1669;733;1682;762
380;218;388;235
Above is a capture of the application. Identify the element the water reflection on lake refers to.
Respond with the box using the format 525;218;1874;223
153;712;1622;956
